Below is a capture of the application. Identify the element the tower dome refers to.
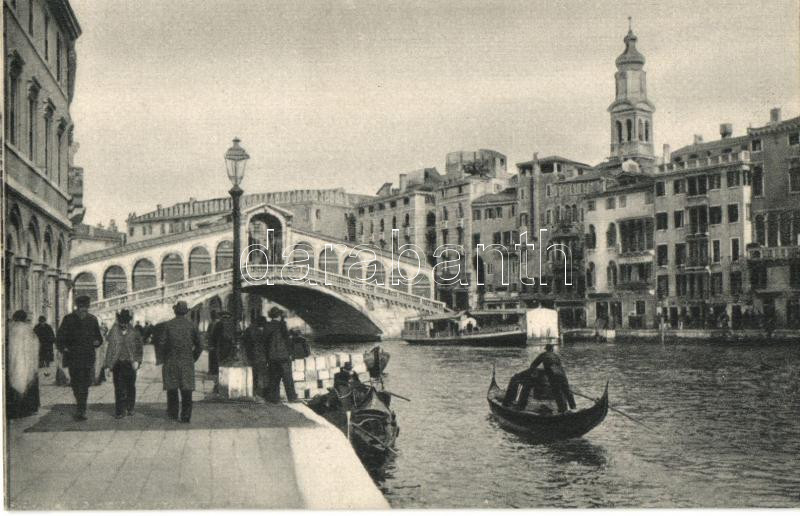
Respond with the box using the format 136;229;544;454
615;24;645;69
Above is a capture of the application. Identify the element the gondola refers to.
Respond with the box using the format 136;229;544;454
487;369;609;442
364;346;390;376
307;383;399;463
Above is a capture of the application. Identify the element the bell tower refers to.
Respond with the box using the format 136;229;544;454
608;18;655;164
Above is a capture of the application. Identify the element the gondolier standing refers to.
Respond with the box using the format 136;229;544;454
529;344;576;413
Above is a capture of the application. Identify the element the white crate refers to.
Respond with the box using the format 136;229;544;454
353;362;368;374
350;353;365;365
292;370;305;381
318;369;331;380
293;359;305;372
326;354;337;369
305;369;318;381
304;357;315;370
315;356;329;370
336;352;350;367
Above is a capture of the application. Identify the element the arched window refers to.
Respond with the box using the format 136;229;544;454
73;272;98;302
607;261;617;288
379;219;385;232
645;121;650;142
342;255;363;281
520;213;529;227
411;274;432;298
188;247;211;278
587;225;596;249
215;241;233;271
289;241;315;268
392;216;397;229
161;253;184;284
638;120;644;142
616;121;623;143
442;206;449;221
457;204;464;218
555;205;561;222
626;119;633;142
404;213;410;226
366;260;386;285
606;223;617;248
755;215;766;245
586;263;595;288
319;248;339;275
103;265;127;299
753;166;763;196
132;259;157;291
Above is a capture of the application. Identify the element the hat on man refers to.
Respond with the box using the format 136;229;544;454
173;301;190;315
268;306;284;319
75;295;92;308
116;309;133;324
342;361;353;371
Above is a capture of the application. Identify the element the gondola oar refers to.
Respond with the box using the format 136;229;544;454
570;388;656;432
381;390;411;402
350;421;399;455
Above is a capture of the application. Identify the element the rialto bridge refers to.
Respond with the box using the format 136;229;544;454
68;203;446;340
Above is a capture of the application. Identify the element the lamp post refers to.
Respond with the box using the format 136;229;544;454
225;137;249;363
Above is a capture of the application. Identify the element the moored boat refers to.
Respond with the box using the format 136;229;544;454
364;346;390;376
487;370;609;441
402;308;559;346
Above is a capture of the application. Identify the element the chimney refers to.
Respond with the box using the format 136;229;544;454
719;123;732;138
662;144;671;164
156;204;162;210
398;174;408;192
693;134;704;145
770;107;781;124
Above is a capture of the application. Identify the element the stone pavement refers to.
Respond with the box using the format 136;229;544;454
5;347;389;510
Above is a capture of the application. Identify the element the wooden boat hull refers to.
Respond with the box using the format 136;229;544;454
487;374;608;442
403;330;528;347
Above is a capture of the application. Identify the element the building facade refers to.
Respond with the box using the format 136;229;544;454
4;0;83;327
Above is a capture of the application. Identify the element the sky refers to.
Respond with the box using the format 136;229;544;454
68;0;800;227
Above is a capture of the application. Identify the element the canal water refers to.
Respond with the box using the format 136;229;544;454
319;339;800;508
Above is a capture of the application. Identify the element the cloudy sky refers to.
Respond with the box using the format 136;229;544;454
69;0;800;227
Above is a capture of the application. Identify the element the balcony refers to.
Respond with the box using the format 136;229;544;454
747;245;800;263
686;229;709;239
686;256;710;269
686;194;709;204
617;248;654;263
616;280;652;292
457;218;465;228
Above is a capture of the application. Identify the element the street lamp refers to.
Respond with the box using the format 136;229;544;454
225;137;249;363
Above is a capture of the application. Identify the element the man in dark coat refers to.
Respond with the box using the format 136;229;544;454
158;301;202;422
264;307;297;403
34;316;56;370
56;296;103;421
243;316;269;398
212;312;236;366
528;344;576;413
206;311;220;375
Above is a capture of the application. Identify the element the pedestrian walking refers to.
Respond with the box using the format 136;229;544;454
243;315;269;398
6;310;40;419
157;301;202;422
56;296;103;421
264;307;298;403
105;309;144;418
34;316;56;373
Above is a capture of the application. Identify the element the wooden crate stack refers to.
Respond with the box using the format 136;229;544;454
292;352;368;399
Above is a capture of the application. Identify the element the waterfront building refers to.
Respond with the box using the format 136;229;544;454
470;184;520;309
71;221;127;256
354;168;442;258
4;0;83;326
745;109;800;327
583;165;656;329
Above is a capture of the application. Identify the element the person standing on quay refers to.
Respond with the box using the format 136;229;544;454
105;309;144;419
34;316;56;374
158;301;202;422
6;310;40;418
243;315;269;399
264;307;297;403
56;296;103;421
206;310;220;375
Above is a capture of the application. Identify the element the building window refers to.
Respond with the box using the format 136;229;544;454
511;205;516;217
56;123;65;186
712;240;721;263
673;179;685;194
496;207;502;218
442;207;448;221
656;212;668;230
616;121;623;143
638;120;644;142
6;68;20;145
790;133;800;146
727;204;739;223
28;86;39;160
790;169;800;193
726;170;740;187
44;15;50;60
730;271;743;294
676;274;688;296
472;209;480;220
708;173;721;190
711;273;724;296
44;109;53;178
657;245;668;266
546;185;551;197
675;243;687;267
28;0;34;35
56;35;63;82
493;232;501;245
674;210;684;228
606;223;617;248
731;238;740;261
545;210;551;225
655;182;665;196
709;206;722;225
753;166;763;196
657;275;669;298
587;200;596;211
645;121;650;142
751;139;762;152
605;197;616;210
619;195;626;208
626;119;633;141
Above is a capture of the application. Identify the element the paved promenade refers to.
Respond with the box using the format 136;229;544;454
5;348;388;510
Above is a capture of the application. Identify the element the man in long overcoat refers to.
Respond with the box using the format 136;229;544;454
243;316;269;398
158;301;202;422
56;296;103;421
264;307;297;403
